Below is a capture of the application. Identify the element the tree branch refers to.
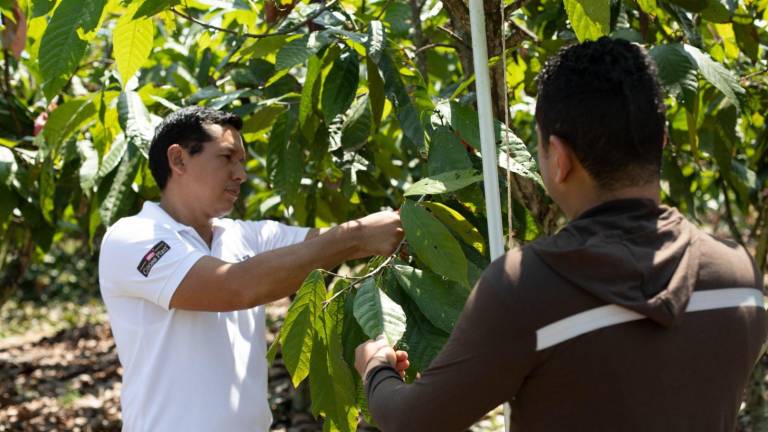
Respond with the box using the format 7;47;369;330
171;1;338;39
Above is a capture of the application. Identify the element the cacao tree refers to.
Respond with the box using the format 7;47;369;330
0;0;766;430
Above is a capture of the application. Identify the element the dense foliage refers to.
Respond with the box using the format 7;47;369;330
1;0;766;429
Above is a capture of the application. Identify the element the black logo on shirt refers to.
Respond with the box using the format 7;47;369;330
137;241;171;277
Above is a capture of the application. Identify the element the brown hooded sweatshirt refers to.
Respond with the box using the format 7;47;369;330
365;199;766;432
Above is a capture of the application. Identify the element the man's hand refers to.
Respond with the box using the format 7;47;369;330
349;211;404;259
355;336;410;380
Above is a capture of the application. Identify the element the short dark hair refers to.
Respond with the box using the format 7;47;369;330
149;106;243;189
535;37;666;190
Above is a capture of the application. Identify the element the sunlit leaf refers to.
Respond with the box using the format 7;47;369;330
353;277;406;346
401;199;468;285
404;169;483;196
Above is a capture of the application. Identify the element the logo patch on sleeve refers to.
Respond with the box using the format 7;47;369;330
137;241;171;277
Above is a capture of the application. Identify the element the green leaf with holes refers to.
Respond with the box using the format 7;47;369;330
404;169;482;196
400;200;468;285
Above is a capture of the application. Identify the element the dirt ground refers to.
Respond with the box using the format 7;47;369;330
0;299;505;431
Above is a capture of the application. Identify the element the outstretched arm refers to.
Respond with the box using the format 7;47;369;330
169;211;403;311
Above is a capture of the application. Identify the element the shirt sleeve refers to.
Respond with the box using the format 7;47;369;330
364;256;538;432
99;221;205;310
238;219;310;254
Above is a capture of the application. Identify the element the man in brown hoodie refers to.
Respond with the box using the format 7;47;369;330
354;37;767;431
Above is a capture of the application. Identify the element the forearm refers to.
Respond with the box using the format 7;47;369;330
364;261;534;431
231;221;362;307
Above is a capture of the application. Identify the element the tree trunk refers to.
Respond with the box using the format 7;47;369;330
440;0;560;236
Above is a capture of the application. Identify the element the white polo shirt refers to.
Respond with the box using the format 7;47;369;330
98;201;308;432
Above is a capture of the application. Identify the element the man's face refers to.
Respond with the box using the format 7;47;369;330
181;123;247;218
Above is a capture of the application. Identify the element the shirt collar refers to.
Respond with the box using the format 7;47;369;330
140;201;228;233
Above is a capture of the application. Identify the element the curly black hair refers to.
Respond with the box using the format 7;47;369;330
535;37;667;190
148;106;243;190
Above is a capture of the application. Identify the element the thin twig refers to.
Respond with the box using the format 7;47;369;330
437;25;467;47
322;195;426;308
413;42;456;54
171;1;338;39
741;68;768;82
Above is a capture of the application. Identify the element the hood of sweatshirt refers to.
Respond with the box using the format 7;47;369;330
530;199;700;327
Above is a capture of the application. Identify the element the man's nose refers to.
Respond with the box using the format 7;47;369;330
234;161;247;184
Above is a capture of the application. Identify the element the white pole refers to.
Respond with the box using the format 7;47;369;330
467;0;510;430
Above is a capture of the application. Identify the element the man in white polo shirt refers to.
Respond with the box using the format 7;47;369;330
98;106;403;431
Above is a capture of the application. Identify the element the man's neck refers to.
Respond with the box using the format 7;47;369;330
159;193;214;246
567;184;661;220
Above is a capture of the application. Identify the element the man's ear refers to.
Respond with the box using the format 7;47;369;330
548;135;573;184
167;144;186;175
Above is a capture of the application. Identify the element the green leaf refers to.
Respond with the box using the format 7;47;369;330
39;0;108;99
423;201;485;254
133;0;178;19
99;142;140;227
404;169;483;196
275;33;331;70
682;44;743;110
243;104;287;135
281;270;326;388
701;0;732;23
321;52;360;124
308;330;359;432
0;146;16;186
96;134;128;180
267;110;302;205
240;35;291;60
39;154;55;223
401;200;468;285
733;23;759;61
299;55;322;126
427;127;472;176
341;286;368;372
366;57;385;128
31;0;56;17
365;20;385;64
341;95;371;150
393;264;469;333
378;52;425;153
113;7;154;84
563;0;610;42
117;91;154;157
649;43;699;111
667;0;709;12
498;126;544;188
77;140;99;193
43;97;96;152
353;278;406;346
399;298;449;373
